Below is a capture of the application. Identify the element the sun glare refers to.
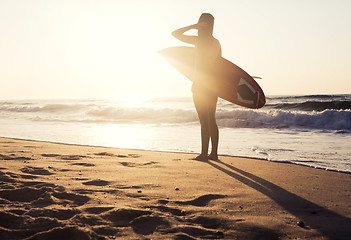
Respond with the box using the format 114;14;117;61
91;124;155;150
72;7;172;100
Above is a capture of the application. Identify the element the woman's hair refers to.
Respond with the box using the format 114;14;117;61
198;13;214;35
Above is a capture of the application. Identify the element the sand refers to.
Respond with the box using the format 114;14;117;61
0;137;350;240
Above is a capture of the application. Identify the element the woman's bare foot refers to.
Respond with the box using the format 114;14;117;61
193;154;208;161
208;153;218;161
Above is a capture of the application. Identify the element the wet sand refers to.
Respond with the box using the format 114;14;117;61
0;137;350;239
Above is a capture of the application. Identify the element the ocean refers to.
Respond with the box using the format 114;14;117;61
1;94;350;173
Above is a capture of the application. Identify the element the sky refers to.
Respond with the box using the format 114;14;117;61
0;0;350;100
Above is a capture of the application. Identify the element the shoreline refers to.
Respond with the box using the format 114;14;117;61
0;137;351;239
3;136;351;175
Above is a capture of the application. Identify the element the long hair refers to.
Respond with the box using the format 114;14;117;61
197;13;215;49
198;13;214;36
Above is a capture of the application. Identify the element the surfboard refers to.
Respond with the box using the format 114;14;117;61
159;46;266;109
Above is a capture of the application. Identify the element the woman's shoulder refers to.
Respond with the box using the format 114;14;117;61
213;37;221;47
212;37;221;55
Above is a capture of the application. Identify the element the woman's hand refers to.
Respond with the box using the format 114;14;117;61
188;23;199;29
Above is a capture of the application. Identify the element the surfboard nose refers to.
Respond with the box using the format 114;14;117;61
237;80;265;109
257;95;266;109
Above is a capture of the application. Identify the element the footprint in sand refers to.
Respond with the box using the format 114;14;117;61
94;152;117;157
71;162;95;167
0;154;32;161
0;180;89;207
20;166;53;176
162;226;224;239
188;215;225;229
131;215;171;235
94;152;141;158
142;161;159;166
42;154;89;161
20;174;39;179
41;154;61;158
61;155;87;160
24;226;101;240
152;205;186;216
52;191;90;206
25;208;79;220
119;162;136;167
101;208;152;227
0;186;48;202
175;194;227;207
71;177;89;181
82;179;110;186
84;206;114;214
0;171;18;185
119;161;159;167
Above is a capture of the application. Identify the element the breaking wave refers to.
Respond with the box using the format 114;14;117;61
1;95;351;132
267;100;351;111
216;109;351;131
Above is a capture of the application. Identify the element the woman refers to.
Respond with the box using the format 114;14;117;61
172;13;222;161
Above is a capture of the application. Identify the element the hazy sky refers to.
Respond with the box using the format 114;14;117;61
1;0;350;100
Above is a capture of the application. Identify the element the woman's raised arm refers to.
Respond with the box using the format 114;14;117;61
172;24;198;45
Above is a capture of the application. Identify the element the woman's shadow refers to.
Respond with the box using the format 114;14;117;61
206;159;351;240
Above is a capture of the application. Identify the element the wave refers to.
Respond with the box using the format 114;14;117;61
0;103;88;113
266;100;351;111
1;98;351;131
265;94;351;111
267;94;351;101
27;107;351;132
216;109;351;131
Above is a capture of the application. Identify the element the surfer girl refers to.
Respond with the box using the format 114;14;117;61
172;13;221;161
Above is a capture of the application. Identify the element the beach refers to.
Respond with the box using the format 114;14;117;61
1;0;351;239
0;137;350;239
1;96;350;173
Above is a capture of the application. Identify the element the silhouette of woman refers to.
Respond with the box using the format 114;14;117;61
172;13;221;161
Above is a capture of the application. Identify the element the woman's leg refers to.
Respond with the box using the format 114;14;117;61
208;95;219;160
199;116;210;158
193;91;210;160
